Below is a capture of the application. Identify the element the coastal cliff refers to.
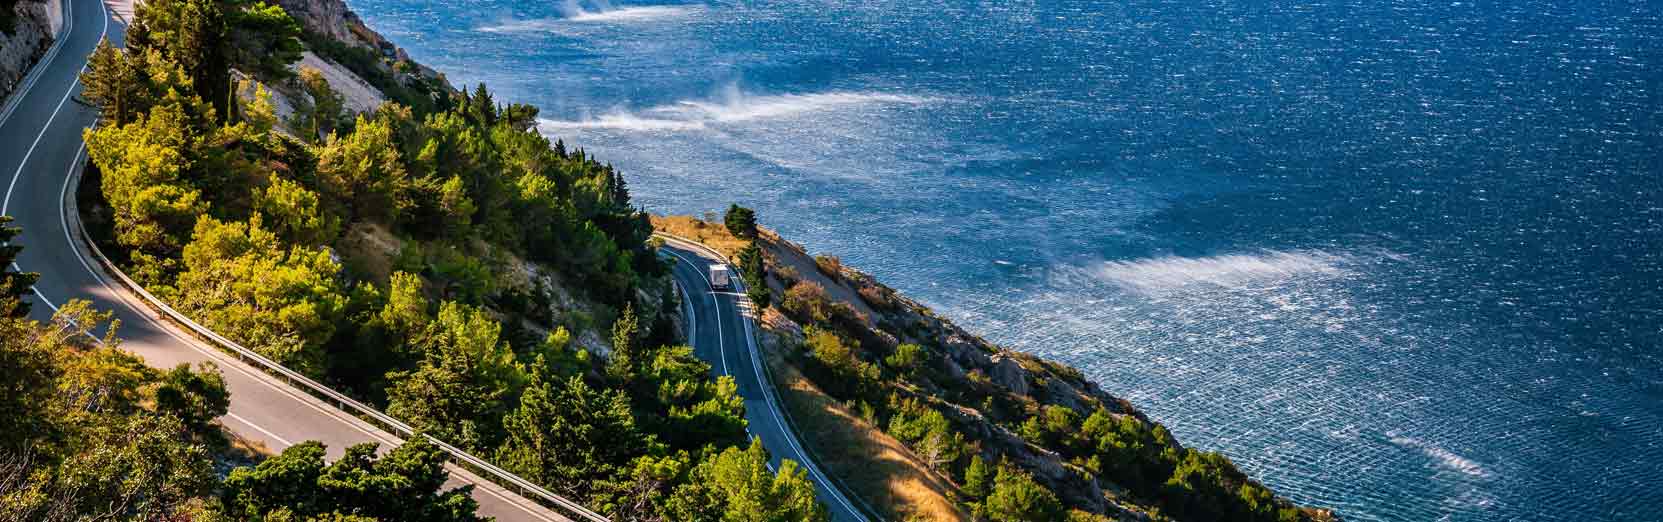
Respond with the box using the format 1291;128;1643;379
270;0;444;85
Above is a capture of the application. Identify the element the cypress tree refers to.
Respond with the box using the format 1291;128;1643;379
738;242;771;309
606;303;641;381
963;454;992;499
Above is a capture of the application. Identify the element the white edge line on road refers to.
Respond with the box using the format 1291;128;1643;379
2;48;85;217
729;261;864;520
665;252;765;452
660;243;863;520
20;4;565;521
2;0;89;330
226;411;294;447
671;272;696;365
663;249;729;378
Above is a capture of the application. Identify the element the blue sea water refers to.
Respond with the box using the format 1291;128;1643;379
342;0;1662;520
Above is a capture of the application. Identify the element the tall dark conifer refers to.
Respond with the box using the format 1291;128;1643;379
0;216;39;318
129;0;230;120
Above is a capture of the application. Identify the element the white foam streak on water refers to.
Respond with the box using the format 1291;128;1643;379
1388;432;1493;479
478;3;695;32
566;5;693;22
1089;250;1352;294
678;85;934;122
538;87;934;132
538;112;708;132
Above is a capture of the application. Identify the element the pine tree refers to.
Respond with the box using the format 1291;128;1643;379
467;82;496;125
226;0;303;80
81;40;144;126
496;373;645;497
222;438;483;521
737;242;771;309
606;303;641;382
724;204;757;239
983;460;1065;522
129;0;231;120
963;454;992;499
0;216;39;318
665;438;829;522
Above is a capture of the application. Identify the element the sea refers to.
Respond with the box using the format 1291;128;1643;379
341;0;1662;520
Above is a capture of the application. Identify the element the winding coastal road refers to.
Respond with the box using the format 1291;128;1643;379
660;239;866;522
0;0;575;520
1;0;863;519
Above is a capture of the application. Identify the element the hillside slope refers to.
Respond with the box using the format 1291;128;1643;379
65;0;842;519
656;215;1340;522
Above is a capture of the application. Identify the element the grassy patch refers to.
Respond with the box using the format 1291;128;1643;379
761;327;971;522
651;214;751;258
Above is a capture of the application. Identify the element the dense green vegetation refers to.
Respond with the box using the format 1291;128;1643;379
0;298;227;520
0;286;490;520
221;438;485;521
65;0;829;519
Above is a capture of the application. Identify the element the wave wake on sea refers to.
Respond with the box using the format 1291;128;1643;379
1387;432;1493;479
1083;250;1354;294
479;1;695;32
538;85;934;132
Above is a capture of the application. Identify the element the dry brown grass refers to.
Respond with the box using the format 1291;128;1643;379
220;425;277;471
762;330;971;522
650;215;751;259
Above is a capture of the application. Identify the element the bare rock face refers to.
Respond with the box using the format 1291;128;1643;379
270;0;451;91
939;354;967;381
943;333;992;367
1040;374;1086;413
989;353;1031;396
0;0;55;103
272;0;381;50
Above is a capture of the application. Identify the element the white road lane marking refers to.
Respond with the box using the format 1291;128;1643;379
2;0;105;217
0;0;73;130
226;412;294;447
660;240;864;520
665;249;729;377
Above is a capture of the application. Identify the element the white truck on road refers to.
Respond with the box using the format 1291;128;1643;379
709;265;733;290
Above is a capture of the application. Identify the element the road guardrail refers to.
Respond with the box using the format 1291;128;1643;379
69;152;608;522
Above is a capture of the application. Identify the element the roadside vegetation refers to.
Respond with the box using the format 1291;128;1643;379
57;0;829;519
672;209;1339;522
0;225;486;520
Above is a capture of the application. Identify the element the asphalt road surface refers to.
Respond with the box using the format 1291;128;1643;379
660;239;866;522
